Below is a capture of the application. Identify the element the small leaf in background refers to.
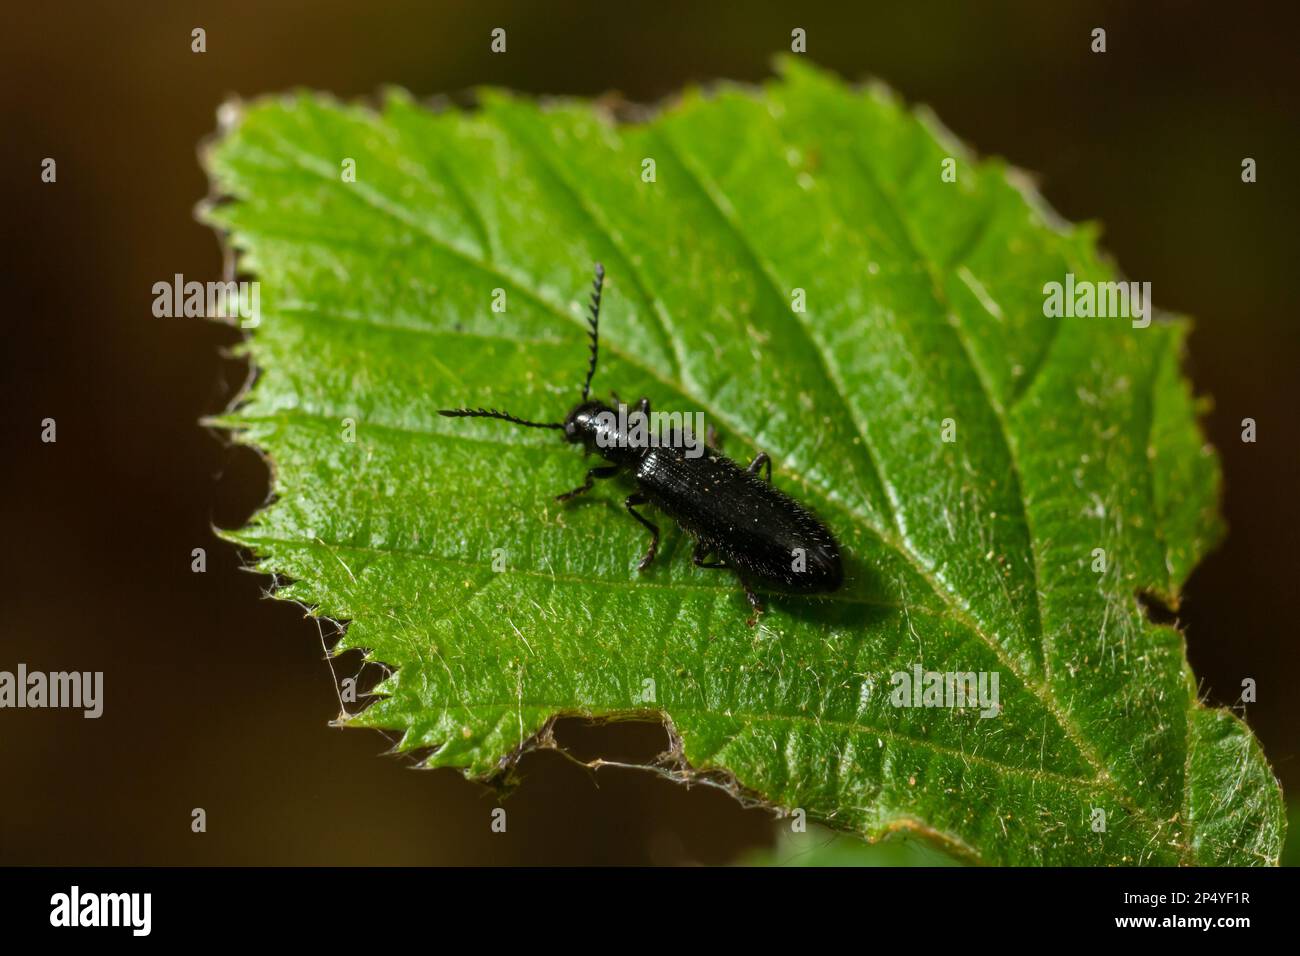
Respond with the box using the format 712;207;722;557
202;59;1284;866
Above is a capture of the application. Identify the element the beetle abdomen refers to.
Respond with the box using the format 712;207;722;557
635;448;843;593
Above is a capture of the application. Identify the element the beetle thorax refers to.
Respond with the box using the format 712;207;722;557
563;400;640;464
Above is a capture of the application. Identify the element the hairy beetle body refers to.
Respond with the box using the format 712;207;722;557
635;441;843;594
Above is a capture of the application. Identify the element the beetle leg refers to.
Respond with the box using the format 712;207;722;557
635;396;651;416
706;424;721;450
746;452;772;483
692;539;726;569
624;492;660;569
739;576;765;626
693;544;764;625
556;465;620;502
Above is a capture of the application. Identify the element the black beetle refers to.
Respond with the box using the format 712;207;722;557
440;263;843;622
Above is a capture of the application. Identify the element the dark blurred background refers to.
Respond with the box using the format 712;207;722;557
1;0;1296;865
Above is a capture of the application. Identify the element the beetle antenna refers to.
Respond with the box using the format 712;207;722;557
438;407;564;430
581;262;604;402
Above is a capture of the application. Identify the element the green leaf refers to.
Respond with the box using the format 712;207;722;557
202;60;1284;865
743;824;965;867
